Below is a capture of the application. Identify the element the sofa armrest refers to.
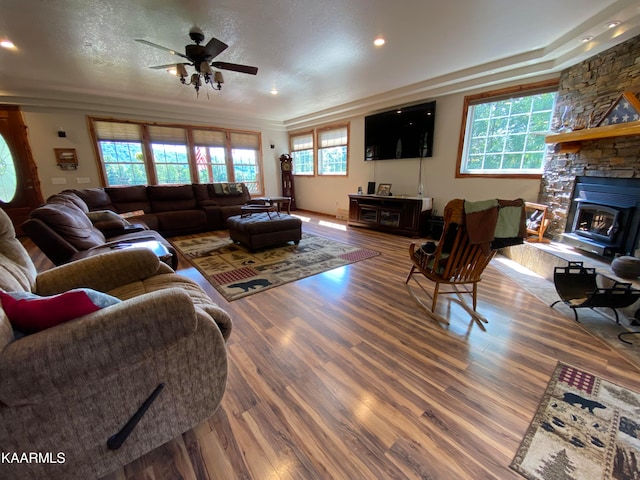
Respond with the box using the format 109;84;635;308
0;288;200;406
35;248;162;295
21;217;79;265
86;209;131;227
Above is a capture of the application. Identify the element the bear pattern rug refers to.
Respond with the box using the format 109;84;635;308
171;232;379;301
510;362;640;480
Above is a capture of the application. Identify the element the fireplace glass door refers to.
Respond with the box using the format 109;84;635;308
572;203;619;243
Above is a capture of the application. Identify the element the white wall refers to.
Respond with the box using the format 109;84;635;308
20;106;288;200
18;76;549;210
294;87;543;216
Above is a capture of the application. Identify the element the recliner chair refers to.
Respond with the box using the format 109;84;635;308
0;208;231;479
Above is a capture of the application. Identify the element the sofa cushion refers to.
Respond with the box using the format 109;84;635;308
68;188;116;212
47;192;90;213
0;289;121;333
209;183;251;207
155;210;207;235
105;186;151;213
147;185;197;213
30;204;106;250
192;183;211;203
213;182;245;195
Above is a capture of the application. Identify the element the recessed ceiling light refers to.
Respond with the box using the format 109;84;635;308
608;20;621;28
270;87;278;95
0;40;16;50
374;37;385;47
581;36;594;43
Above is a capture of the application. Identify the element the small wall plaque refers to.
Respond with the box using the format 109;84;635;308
54;148;78;170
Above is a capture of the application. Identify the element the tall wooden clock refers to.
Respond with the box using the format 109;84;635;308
280;154;297;210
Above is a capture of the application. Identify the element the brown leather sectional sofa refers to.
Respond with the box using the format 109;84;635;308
22;183;252;266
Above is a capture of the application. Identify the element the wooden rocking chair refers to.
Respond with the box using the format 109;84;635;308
405;198;512;326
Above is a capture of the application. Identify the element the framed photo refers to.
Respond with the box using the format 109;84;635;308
376;183;392;196
54;148;78;170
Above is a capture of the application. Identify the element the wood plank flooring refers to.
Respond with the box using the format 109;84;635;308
23;212;640;480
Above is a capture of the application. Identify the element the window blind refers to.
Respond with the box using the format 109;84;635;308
147;126;186;144
193;129;226;147
230;132;260;149
291;133;313;151
319;127;348;147
95;121;141;142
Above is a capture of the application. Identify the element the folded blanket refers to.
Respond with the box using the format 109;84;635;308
464;198;525;255
464;199;499;249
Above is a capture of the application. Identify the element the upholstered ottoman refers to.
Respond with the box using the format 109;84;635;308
227;213;302;251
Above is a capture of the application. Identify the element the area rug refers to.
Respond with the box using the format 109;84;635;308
170;232;379;301
510;362;640;480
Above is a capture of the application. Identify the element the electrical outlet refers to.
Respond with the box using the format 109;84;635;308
76;177;90;184
51;178;67;184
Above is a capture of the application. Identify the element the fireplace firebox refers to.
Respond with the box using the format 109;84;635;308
562;177;640;257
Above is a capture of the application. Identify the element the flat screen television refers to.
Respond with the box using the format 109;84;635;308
364;101;436;161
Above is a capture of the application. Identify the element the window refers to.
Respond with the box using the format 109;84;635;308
90;118;263;193
290;132;314;175
230;132;261;194
193;129;228;183
457;81;558;178
148;126;190;185
318;126;348;175
288;123;349;176
94;121;148;186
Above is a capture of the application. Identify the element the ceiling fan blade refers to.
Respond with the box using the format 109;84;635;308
211;62;258;75
149;63;190;70
135;39;190;60
204;37;229;59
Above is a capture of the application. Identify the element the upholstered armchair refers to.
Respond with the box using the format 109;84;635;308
0;208;231;479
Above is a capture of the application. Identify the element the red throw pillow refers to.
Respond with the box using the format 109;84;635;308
0;289;120;334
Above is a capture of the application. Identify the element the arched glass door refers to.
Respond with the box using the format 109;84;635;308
0;106;43;231
0;134;18;202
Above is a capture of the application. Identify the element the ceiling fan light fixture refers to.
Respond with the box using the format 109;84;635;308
0;40;16;50
138;29;257;96
176;64;188;78
200;62;212;75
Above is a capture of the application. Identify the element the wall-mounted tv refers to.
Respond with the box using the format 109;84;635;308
364;101;436;161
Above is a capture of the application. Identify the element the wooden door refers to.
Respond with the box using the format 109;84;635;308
0;106;43;234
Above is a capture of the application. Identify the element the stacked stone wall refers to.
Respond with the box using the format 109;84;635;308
541;35;640;237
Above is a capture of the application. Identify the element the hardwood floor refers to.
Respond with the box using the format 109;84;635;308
23;212;640;480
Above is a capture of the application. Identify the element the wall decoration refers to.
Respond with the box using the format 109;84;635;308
597;91;640;126
54;148;78;170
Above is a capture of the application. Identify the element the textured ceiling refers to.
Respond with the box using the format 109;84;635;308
1;0;640;127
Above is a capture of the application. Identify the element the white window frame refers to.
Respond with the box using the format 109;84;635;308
288;123;350;177
290;132;315;175
318;125;348;176
457;80;558;178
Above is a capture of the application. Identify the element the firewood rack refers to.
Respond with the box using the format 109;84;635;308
550;261;640;324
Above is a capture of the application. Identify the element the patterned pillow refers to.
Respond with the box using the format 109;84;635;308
213;183;245;195
0;289;121;334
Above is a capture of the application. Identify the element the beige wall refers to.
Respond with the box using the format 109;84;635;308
294;85;546;217
20;106;288;200
17;77;552;212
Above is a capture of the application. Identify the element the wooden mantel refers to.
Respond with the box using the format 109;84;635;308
545;120;640;153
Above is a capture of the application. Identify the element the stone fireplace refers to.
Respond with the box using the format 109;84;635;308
539;34;640;250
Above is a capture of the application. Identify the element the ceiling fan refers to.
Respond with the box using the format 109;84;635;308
135;27;258;93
